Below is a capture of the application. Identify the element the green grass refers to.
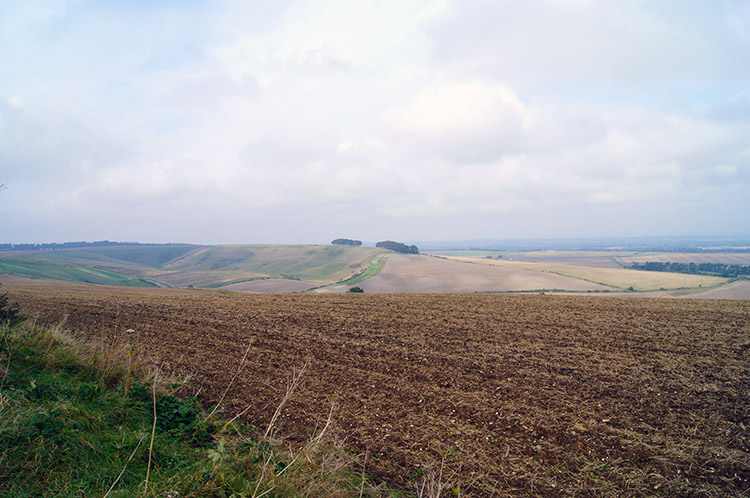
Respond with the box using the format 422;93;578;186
0;320;395;497
1;329;193;496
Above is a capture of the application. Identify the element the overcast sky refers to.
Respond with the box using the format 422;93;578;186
1;0;748;245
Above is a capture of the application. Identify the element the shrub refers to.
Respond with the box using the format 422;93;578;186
0;292;23;327
348;287;364;293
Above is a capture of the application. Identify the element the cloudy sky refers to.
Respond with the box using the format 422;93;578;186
1;0;748;245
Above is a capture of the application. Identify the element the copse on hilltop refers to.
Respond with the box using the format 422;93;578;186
375;240;419;254
331;238;362;246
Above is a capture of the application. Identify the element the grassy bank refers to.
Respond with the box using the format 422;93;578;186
0;313;395;497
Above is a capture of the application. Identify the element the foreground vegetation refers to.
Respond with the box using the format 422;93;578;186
0;309;391;497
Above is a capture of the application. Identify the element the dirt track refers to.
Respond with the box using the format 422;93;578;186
4;279;749;497
217;278;317;292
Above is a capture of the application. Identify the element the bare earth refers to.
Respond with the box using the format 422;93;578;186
325;254;612;293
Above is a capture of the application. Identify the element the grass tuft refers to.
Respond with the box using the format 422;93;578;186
0;320;393;497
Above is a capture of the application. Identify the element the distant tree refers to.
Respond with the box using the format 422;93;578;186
375;240;419;254
331;238;362;246
348;286;364;293
0;240;166;252
628;261;750;278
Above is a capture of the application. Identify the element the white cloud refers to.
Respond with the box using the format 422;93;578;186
428;0;750;90
0;0;748;243
382;82;527;163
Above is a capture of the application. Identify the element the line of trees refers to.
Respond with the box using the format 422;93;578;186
375;240;419;254
331;238;362;246
0;241;163;251
627;261;750;278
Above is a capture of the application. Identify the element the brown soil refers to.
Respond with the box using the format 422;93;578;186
4;279;749;497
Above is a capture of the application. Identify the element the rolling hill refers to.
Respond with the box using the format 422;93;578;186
0;244;388;291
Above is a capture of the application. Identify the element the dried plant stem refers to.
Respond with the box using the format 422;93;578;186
102;435;145;498
254;486;276;498
264;361;307;439
144;366;158;493
221;401;255;432
251;452;275;498
45;315;68;353
308;403;335;448
205;339;254;420
275;450;301;478
359;450;368;498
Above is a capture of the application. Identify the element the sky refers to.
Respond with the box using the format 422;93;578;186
1;0;749;245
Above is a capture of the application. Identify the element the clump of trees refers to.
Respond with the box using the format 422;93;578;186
627;261;750;278
375;240;419;254
348;286;364;293
331;238;362;246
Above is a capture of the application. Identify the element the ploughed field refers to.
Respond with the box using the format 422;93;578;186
7;280;750;497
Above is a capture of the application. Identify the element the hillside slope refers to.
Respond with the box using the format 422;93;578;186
0;244;388;290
